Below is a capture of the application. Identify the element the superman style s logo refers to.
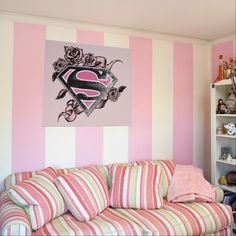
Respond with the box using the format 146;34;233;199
57;66;117;116
51;45;126;122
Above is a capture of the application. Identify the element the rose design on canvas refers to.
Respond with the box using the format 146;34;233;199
51;46;126;122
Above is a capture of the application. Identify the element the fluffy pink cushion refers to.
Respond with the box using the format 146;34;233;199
109;164;163;209
55;166;109;221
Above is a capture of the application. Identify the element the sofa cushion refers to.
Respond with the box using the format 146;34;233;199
110;163;163;209
33;208;143;236
55;166;109;222
136;159;175;197
116;201;233;235
57;165;111;190
7;167;67;230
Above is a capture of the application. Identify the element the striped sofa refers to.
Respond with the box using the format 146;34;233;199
0;160;233;236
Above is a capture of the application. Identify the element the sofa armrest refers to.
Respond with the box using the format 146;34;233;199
0;191;32;236
212;185;224;203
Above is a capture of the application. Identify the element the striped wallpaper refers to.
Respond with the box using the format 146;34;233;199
0;16;235;191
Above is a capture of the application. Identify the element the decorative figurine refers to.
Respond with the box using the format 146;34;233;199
226;171;236;185
226;153;233;162
224;123;236;135
216;99;227;114
226;87;236;110
215;55;236;82
217;55;225;81
218;176;227;185
224;58;236;79
216;126;226;135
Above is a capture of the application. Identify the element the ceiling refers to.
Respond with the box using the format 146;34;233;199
0;0;235;40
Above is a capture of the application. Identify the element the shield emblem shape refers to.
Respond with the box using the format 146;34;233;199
57;65;118;116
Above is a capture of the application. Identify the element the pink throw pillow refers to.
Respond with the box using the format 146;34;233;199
109;164;163;209
55;166;109;221
8;167;67;230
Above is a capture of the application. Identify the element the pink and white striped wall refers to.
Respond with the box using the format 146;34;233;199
0;16;234;191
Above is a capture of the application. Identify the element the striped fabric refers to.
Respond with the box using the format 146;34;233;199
136;159;176;197
57;165;111;190
4;165;110;191
3;166;57;191
110;164;163;209
0;191;31;236
55;166;109;222
7;167;67;230
116;201;233;235
33;208;143;236
4;170;36;191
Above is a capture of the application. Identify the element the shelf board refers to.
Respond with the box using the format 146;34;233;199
216;134;236;139
220;184;236;193
216;159;236;166
216;114;236;117
213;78;234;86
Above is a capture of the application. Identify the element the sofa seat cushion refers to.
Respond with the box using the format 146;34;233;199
33;208;143;236
116;201;232;235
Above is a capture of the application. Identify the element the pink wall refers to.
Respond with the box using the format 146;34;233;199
12;22;46;172
173;43;193;164
1;20;214;185
128;37;152;162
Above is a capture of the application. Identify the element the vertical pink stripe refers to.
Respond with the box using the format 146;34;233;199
212;41;234;82
75;30;104;167
77;29;104;45
173;42;193;164
12;22;46;172
128;37;152;163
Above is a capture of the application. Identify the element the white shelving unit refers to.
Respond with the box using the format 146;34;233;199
211;78;236;193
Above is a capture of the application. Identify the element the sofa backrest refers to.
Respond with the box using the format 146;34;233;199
3;165;110;191
135;160;176;197
3;160;175;198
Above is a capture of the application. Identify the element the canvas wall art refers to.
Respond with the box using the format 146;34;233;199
43;40;131;126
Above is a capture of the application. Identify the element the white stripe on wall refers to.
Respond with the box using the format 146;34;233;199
46;25;77;42
152;40;173;160
193;44;211;180
45;128;76;168
45;26;76;168
0;19;13;191
103;33;129;164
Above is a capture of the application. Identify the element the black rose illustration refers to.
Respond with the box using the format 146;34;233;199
64;46;83;64
83;53;97;66
108;87;120;102
53;58;68;72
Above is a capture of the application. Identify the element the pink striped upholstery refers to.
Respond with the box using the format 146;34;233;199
0;191;31;236
116;201;233;235
4;170;36;191
4;165;110;191
55;166;109;221
135;159;176;197
33;208;143;236
110;164;163;209
4;167;58;190
7;167;67;230
1;161;233;236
